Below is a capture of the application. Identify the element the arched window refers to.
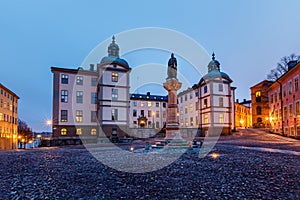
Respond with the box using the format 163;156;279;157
61;128;67;135
256;106;262;115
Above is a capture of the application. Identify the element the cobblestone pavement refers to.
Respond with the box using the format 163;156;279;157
0;129;299;199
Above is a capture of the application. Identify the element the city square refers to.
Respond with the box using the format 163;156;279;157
0;129;299;199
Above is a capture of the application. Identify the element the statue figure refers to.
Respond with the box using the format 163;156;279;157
167;53;177;79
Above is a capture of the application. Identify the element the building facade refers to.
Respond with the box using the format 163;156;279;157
268;61;300;137
129;92;167;129
235;99;251;129
51;36;131;139
178;53;236;136
250;80;273;128
0;84;19;150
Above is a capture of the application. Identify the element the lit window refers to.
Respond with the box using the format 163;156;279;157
189;103;193;112
204;99;208;108
76;110;83;122
61;74;68;84
112;89;118;100
91;93;97;104
185;118;188;127
91;78;97;86
204;114;208;124
76;91;83;103
140;102;144;107
156;111;159;118
61;90;68;103
185;107;188;114
148;102;152;107
196;102;199;110
61;128;67;135
91;111;97;122
289;104;293;117
76;76;83;85
219;114;224;123
190;117;194;126
112;109;118;120
91;129;97;135
61;110;68;122
112;72;118;82
255;91;261;102
76;128;82;135
148;110;152;117
296;102;300;115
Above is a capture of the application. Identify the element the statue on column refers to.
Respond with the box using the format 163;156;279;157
167;53;177;79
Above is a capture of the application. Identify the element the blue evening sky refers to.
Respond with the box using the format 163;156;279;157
0;0;299;132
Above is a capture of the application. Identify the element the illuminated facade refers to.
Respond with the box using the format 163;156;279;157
0;84;19;150
235;100;251;128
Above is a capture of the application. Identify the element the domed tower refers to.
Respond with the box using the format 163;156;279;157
198;53;235;136
97;36;131;139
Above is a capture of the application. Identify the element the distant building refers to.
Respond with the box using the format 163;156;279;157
235;99;251;129
268;61;300;137
129;92;167;129
0;84;19;150
250;80;273;128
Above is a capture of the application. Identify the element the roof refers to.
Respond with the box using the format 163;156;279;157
0;83;19;99
51;66;97;75
100;56;129;68
130;93;168;102
250;80;273;89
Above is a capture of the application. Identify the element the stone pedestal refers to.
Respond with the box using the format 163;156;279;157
163;78;182;140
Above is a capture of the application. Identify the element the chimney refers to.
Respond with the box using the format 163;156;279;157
147;92;151;97
90;64;95;71
287;60;298;70
236;99;239;103
243;99;246;102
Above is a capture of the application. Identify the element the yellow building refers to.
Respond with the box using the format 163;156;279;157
235;100;252;129
0;84;19;150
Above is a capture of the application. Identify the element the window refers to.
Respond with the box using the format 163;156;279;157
156;121;159;129
284;107;287;119
283;85;286;97
61;128;67;135
190;93;193;99
256;106;262;115
255;91;261;102
204;114;208;124
296;102;300;115
156;111;159;118
156;102;159;107
61;74;68;84
133;109;137;117
112;128;117;136
91;93;97;104
112;109;118;120
295;77;299;92
189;103;193;112
140;102;144;107
204;99;208;108
219;97;223;107
76;110;83;122
180;97;183;103
163;102;166;108
140;110;144;117
219;113;224;123
297;126;300;136
91;78;97;86
204;86;207;93
288;81;292;95
112;72;118;82
112;89;118;100
61;110;68;122
148;110;152;117
218;84;223;92
185;95;187;101
190;117;194;126
133;101;137;106
290;127;295;136
257;117;262;123
91;111;97;122
185;118;188;127
195;90;199;97
196;102;199;110
76;91;83;103
163;111;166;118
76;128;82;135
148;102;152;107
76;76;83;85
91;129;97;135
61;90;68;103
289;104;293;117
185;106;188;114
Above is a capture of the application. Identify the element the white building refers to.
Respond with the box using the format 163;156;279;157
129;92;167;129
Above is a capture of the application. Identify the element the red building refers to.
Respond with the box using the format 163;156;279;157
268;61;300;138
